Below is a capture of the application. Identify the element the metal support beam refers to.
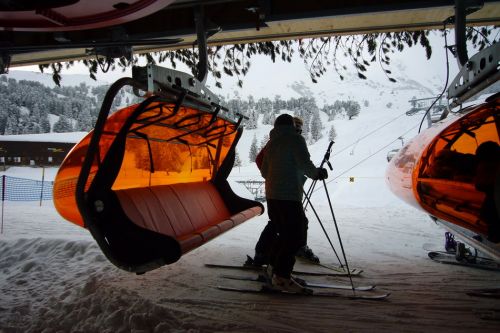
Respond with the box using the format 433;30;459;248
194;6;208;85
455;0;469;67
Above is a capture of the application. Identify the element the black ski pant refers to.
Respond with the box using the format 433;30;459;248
481;191;500;242
255;217;310;262
266;199;307;278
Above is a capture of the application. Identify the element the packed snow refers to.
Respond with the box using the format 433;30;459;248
1;39;500;332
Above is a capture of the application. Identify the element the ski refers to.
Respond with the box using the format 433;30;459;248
317;262;363;275
220;274;375;291
216;285;390;300
428;252;500;272
422;243;456;254
466;288;500;299
295;257;363;275
205;263;362;276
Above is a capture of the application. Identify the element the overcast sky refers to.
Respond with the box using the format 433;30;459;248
13;29;495;99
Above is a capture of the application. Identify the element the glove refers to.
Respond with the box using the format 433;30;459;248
316;168;328;180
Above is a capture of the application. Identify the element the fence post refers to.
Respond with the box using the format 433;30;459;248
1;175;5;234
39;167;45;207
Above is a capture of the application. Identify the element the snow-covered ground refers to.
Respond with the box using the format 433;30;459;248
1;181;499;332
1;111;499;331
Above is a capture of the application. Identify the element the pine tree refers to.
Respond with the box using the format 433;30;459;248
329;125;337;141
245;110;258;129
345;101;361;120
248;95;255;109
233;152;242;169
75;102;93;131
53;115;73;132
0;98;11;134
249;134;259;162
262;110;276;125
260;134;269;150
4;115;18;135
310;110;323;143
18;113;31;134
40;115;51;133
62;99;72;117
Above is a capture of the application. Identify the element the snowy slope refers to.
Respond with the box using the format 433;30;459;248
230;64;435;207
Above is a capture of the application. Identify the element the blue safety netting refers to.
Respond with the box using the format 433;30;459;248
0;175;54;201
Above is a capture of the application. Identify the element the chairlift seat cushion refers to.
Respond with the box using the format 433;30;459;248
115;181;254;253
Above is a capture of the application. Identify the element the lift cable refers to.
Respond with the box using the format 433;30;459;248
331;111;409;158
418;25;451;134
310;123;419;196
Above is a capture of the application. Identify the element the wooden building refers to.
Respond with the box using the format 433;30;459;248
0;132;87;167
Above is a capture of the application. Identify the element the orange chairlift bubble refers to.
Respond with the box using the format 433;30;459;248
386;94;500;244
53;65;264;273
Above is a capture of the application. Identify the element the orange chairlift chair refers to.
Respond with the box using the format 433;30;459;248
415;96;499;237
53;65;264;273
387;94;499;241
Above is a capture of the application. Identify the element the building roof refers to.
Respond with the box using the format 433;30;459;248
0;132;87;144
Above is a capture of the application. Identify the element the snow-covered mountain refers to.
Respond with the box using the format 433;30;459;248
4;69;109;88
3;38;467;205
3;50;456;186
5;53;460;209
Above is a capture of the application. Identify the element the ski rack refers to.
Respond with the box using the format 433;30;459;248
131;64;245;125
448;42;500;109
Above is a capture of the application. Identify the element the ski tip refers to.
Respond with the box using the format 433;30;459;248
355;292;391;300
466;288;500;299
362;285;376;291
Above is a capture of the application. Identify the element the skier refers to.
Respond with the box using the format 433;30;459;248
258;113;328;292
475;141;500;243
249;116;321;267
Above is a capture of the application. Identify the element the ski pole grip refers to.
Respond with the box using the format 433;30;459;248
319;141;335;168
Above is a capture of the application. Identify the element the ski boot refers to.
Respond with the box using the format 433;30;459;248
444;232;457;253
270;274;312;294
244;253;268;267
455;242;477;263
296;245;320;264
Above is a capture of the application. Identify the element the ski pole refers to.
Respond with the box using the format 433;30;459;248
322;178;356;295
302;189;343;267
303;140;334;210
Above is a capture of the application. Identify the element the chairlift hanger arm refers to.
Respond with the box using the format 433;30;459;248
131;65;238;125
447;0;500;107
194;5;209;84
452;0;484;68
